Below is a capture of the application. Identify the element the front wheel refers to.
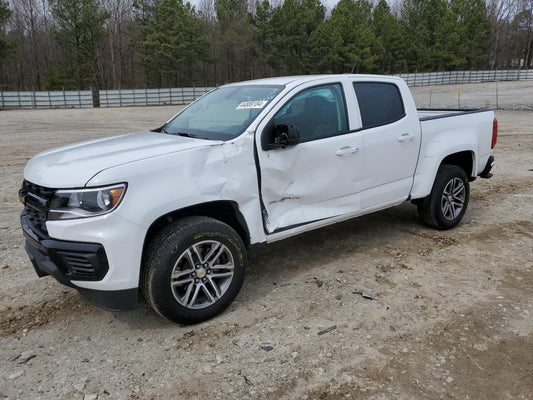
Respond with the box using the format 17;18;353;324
417;164;470;230
142;216;246;324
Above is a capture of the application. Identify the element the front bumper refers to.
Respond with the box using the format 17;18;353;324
21;212;138;311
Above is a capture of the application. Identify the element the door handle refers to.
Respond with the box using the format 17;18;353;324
336;146;359;156
398;133;415;142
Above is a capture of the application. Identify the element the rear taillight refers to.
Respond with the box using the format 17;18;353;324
491;118;498;149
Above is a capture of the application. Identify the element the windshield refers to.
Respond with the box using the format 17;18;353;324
163;84;284;140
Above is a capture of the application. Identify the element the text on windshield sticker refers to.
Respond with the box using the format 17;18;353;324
236;100;268;109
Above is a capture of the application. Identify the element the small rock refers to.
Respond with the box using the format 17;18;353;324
2;263;9;269
183;331;194;338
215;355;225;364
8;370;24;380
260;346;274;352
291;352;298;358
83;395;98;400
316;280;323;288
445;377;454;384
73;382;85;391
335;295;342;301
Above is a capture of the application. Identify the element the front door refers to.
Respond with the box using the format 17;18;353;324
256;82;363;233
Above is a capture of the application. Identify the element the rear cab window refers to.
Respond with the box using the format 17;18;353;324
353;82;405;129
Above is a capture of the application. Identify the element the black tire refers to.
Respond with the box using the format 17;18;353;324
417;164;470;230
142;216;246;324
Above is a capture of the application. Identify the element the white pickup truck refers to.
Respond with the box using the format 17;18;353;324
20;75;497;324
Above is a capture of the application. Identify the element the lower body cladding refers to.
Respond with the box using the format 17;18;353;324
20;211;145;311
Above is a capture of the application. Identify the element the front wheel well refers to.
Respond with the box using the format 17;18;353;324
142;201;250;264
441;151;474;178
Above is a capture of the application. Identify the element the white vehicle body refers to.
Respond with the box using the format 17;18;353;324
20;74;496;314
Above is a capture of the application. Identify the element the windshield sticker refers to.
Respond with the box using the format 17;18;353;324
236;100;268;109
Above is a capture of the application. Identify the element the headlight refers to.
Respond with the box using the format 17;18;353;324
48;184;127;220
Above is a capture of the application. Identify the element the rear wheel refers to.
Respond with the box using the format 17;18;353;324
417;164;470;230
142;216;246;324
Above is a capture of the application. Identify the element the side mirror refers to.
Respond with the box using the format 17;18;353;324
269;124;300;149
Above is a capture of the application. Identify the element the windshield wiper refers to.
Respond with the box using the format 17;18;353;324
176;132;198;138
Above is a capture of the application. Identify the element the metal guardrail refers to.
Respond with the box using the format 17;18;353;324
98;87;214;108
0;90;93;109
2;70;533;109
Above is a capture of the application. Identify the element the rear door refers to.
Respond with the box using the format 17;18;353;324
352;81;421;209
255;80;363;233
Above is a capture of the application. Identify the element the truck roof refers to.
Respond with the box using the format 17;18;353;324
224;74;403;87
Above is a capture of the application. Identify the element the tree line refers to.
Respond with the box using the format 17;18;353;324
0;0;531;91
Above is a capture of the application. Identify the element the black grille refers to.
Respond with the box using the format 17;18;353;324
21;180;55;234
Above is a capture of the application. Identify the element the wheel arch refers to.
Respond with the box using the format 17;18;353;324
141;201;251;267
441;150;475;179
411;149;476;200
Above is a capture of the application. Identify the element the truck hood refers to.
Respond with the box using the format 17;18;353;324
24;130;215;188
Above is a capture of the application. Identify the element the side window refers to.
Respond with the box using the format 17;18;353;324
273;83;348;142
353;82;405;129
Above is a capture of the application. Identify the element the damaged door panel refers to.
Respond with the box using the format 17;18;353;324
255;81;363;233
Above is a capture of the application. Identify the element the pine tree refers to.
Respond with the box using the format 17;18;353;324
50;0;109;89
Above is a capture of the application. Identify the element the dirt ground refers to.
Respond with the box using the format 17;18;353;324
0;82;532;400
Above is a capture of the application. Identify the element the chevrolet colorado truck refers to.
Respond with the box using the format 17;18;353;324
19;75;497;324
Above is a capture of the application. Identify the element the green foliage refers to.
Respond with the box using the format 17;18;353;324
400;0;447;71
50;0;109;89
140;0;208;86
215;0;252;82
250;0;276;68
0;0;525;90
270;0;325;74
451;0;490;69
373;0;406;73
0;0;12;61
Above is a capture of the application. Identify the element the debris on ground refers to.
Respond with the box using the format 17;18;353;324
318;325;337;336
353;290;377;300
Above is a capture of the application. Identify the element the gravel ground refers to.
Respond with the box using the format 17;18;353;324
0;82;532;400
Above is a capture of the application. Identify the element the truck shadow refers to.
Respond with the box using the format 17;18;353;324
104;203;423;328
238;202;421;306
